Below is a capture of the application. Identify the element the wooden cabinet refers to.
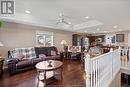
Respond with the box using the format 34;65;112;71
72;34;81;46
0;58;4;76
72;34;105;46
116;34;124;42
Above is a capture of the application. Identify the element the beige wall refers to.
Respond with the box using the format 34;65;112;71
0;22;73;58
105;32;128;46
94;31;129;47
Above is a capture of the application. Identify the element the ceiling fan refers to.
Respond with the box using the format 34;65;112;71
56;13;71;25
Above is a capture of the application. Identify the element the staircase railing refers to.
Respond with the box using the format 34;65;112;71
85;48;121;87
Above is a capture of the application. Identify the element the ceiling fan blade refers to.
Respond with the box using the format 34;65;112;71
56;21;60;25
59;13;70;18
62;21;69;24
55;13;72;25
59;13;64;18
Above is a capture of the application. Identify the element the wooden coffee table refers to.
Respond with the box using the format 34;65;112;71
35;60;63;86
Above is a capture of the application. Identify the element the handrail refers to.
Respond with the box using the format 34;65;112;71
90;51;113;61
85;48;121;87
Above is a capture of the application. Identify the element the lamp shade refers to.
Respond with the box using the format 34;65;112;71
0;42;3;46
60;40;67;45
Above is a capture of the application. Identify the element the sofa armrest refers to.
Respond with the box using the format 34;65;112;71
57;52;61;55
7;58;19;74
7;58;19;64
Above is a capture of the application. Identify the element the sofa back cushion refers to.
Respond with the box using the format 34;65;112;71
10;47;36;59
13;53;24;60
35;46;58;58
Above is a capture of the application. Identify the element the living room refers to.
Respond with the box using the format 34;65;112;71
0;0;130;87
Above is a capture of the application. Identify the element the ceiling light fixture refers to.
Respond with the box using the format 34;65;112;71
68;22;72;25
25;10;30;14
85;16;89;19
84;31;87;33
113;25;118;28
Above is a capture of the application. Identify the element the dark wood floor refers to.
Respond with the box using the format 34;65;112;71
0;60;85;87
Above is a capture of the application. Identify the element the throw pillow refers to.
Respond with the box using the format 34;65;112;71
13;53;24;61
51;50;56;56
39;54;46;58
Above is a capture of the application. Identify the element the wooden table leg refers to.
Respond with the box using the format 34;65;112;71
44;71;46;86
60;67;63;80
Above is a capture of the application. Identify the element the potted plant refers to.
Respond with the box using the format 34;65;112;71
0;21;2;28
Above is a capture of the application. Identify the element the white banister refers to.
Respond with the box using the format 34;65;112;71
85;49;121;87
85;54;91;87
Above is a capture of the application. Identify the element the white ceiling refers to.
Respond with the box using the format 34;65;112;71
0;0;130;33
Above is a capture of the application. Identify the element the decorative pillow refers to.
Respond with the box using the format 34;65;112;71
51;50;56;56
13;53;24;61
39;54;46;58
15;47;36;59
70;46;77;53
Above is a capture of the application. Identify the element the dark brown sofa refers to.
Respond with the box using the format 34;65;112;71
7;46;62;74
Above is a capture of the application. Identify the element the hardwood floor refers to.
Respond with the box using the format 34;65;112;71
0;60;85;87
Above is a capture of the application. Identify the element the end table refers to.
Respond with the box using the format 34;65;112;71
0;58;4;76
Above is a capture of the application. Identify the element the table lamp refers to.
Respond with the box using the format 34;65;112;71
0;42;3;47
60;40;67;52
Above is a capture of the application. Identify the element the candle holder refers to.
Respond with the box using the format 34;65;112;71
47;60;52;67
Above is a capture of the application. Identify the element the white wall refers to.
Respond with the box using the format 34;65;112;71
0;22;73;58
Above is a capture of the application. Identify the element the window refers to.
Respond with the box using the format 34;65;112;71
36;31;53;46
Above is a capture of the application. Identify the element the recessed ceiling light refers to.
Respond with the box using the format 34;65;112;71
113;25;118;28
85;16;89;19
25;10;30;14
68;22;71;25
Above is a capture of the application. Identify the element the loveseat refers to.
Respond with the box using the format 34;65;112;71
7;46;61;74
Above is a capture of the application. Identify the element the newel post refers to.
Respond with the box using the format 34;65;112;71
118;46;121;50
110;48;113;52
85;53;91;87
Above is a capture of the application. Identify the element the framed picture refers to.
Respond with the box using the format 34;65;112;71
36;31;53;46
116;34;124;42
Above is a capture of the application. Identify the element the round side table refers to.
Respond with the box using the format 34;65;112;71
35;60;63;86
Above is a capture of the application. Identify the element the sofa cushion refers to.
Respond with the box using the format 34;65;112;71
35;46;58;57
51;55;61;59
32;58;43;65
45;55;61;60
46;47;52;56
35;47;47;58
16;59;32;69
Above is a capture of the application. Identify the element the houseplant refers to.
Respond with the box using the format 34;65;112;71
0;21;2;28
